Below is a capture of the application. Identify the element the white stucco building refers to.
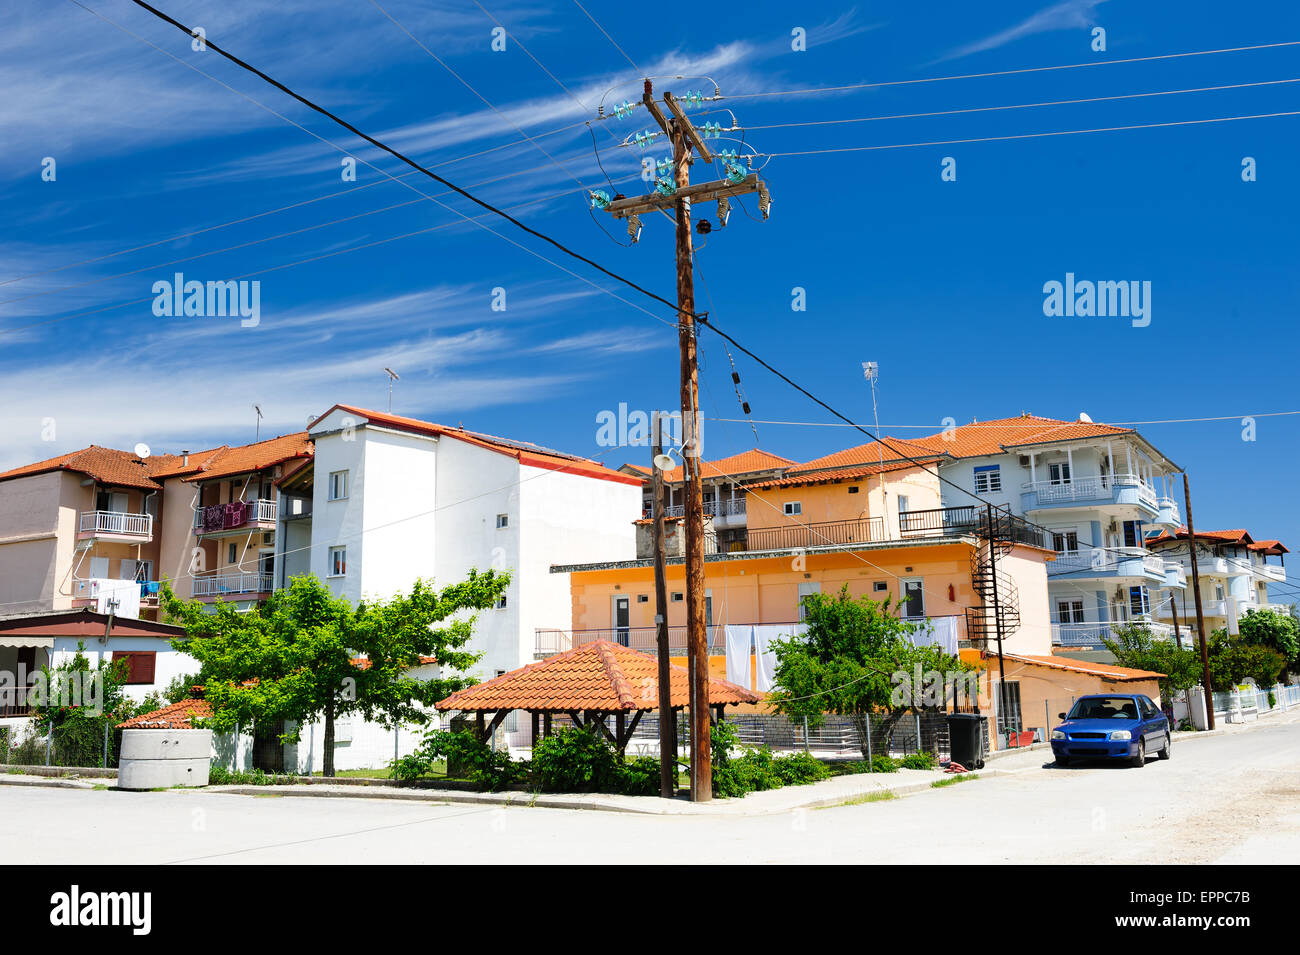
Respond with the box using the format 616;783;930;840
276;405;642;681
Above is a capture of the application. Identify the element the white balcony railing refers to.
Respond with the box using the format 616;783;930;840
660;498;746;519
193;499;278;532
193;573;273;598
1024;473;1160;508
79;510;153;537
1048;546;1165;578
1052;619;1177;646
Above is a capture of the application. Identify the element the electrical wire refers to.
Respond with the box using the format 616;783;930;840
723;40;1300;101
571;0;642;76
755;110;1300;158
704;411;1300;428
121;0;687;322
743;77;1300;132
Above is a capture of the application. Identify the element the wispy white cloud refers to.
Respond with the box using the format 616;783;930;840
938;0;1109;62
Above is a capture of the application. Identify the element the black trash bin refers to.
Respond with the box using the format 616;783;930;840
946;713;984;769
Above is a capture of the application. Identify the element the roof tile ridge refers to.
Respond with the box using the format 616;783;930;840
595;641;637;709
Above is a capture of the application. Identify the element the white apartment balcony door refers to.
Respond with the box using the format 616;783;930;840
612;596;630;646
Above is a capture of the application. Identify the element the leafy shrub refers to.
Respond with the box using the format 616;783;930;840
531;727;623;793
394;729;519;791
207;765;295;786
618;757;663;796
899;752;938;771
871;755;900;773
709;722;834;797
771;751;830;786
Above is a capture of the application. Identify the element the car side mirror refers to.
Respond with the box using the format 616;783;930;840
1057;712;1066;720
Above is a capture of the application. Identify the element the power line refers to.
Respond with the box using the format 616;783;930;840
723;40;1300;101
570;0;642;75
704;411;1300;428
756;110;1300;157
744;78;1300;132
122;0;687;321
0;172;651;337
0;116;598;290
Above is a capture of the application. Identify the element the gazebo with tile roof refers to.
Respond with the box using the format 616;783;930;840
435;640;761;752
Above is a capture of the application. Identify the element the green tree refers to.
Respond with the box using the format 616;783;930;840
767;586;971;760
1236;608;1299;667
163;570;508;776
29;643;132;767
1207;631;1287;688
1101;623;1201;699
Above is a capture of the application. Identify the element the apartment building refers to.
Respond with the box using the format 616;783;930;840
1146;528;1289;636
885;414;1188;649
620;450;793;553
275;405;643;680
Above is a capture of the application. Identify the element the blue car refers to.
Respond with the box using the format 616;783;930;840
1050;693;1171;768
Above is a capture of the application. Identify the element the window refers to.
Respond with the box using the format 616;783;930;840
637;594;649;603
797;582;821;621
496;513;509;529
996;681;1023;734
1048;462;1071;485
783;501;802;516
670;592;684;602
1051;530;1079;555
227;543;238;565
873;581;888;592
495;593;508;609
263;532;274;545
897;495;910;513
111;651;156;686
973;465;1002;494
848;485;860;494
135;560;154;583
1129;585;1150;618
1057;600;1085;623
1123;520;1143;549
328;470;348;501
329;546;346;577
901;578;925;618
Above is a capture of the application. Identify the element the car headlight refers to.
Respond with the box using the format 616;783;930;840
1110;730;1132;741
1051;730;1065;740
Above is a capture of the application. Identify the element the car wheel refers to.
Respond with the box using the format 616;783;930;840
1158;734;1171;760
1130;738;1145;768
1056;754;1070;767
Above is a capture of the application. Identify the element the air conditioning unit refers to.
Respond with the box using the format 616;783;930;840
1017;456;1031;467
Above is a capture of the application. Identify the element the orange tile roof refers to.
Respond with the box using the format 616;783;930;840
0;445;166;490
146;447;227;479
436;640;762;712
1004;653;1166;681
744;456;943;490
1148;527;1258;546
792;437;942;472
349;655;438;670
1248;539;1289;554
185;432;313;483
650;449;795;485
117;698;213;730
318;405;642;486
902;415;1133;460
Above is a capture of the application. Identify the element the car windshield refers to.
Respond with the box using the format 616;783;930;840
1068;697;1138;720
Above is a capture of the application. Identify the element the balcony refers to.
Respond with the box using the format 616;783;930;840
193;573;273;600
1163;559;1187;588
1051;620;1176;647
78;510;153;541
1155;496;1181;527
536;625;728;658
899;506;1046;548
193;499;278;537
658;498;747;521
746;516;886;552
1047;546;1167;582
1020;473;1159;516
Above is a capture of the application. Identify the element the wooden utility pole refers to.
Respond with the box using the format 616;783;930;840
651;412;676;798
596;82;772;798
1183;473;1214;730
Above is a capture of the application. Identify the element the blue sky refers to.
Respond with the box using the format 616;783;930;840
3;0;1299;570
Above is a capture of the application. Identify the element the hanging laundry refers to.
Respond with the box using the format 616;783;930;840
752;623;807;693
223;500;248;529
201;504;225;532
724;624;754;689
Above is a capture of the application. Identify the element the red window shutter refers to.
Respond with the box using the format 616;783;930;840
111;651;157;685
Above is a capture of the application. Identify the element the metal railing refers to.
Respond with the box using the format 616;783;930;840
1051;619;1175;646
193;499;278;532
660;497;747;519
79;510;153;537
192;573;273;598
1023;473;1159;507
745;516;886;551
535;625;731;657
899;505;1045;549
0;685;37;718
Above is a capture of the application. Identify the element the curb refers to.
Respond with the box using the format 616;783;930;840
0;774;103;791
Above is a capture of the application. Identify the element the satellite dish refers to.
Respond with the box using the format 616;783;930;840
133;442;152;459
1077;412;1093;423
653;453;676;471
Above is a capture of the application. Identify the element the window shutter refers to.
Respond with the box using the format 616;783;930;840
111;651;157;685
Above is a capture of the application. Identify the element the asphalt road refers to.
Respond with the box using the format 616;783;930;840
3;716;1297;864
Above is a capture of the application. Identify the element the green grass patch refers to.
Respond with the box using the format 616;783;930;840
930;773;979;788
